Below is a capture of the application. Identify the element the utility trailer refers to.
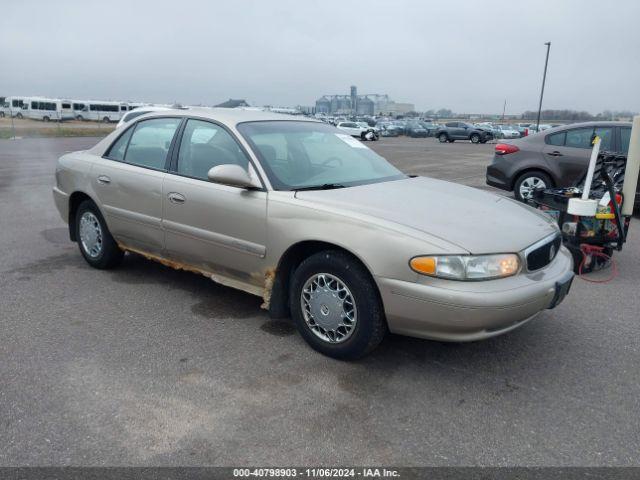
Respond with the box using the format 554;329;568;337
529;117;640;275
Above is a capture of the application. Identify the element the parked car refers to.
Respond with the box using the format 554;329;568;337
498;125;521;139
514;125;529;138
386;120;405;135
336;121;378;140
419;121;439;137
435;122;494;144
356;121;379;134
52;109;574;359
486;121;639;205
406;122;428;138
379;123;401;137
475;123;500;138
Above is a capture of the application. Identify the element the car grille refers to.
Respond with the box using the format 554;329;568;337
526;235;562;271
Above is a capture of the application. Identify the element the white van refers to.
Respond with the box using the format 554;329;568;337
5;96;30;118
25;97;74;121
72;100;127;122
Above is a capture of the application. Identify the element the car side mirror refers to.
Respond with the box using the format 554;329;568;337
207;164;261;189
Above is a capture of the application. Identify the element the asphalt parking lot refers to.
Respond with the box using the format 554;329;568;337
1;136;639;466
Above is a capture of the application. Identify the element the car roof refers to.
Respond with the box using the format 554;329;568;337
139;107;320;127
517;120;632;143
536;121;631;133
552;121;631;128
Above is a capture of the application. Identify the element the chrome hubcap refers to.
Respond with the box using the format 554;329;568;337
519;176;546;200
79;211;103;258
301;273;357;344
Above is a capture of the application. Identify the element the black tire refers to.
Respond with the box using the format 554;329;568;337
0;112;4;118
43;116;50;122
289;250;386;360
470;133;480;144
75;200;124;269
16;113;23;119
102;117;111;123
438;133;448;143
513;170;553;202
76;115;84;121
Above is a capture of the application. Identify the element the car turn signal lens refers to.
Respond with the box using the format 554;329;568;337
410;254;521;280
409;257;436;275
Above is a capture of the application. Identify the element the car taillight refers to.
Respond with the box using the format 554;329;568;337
495;143;519;155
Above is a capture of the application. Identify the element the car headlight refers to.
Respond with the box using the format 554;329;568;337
410;254;520;280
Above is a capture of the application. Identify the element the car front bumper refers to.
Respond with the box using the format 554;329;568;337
376;246;573;342
52;186;69;223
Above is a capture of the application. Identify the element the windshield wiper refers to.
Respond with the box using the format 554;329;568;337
292;183;346;191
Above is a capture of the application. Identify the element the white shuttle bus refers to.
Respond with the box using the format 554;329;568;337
4;96;30;118
25;97;74;121
72;100;128;122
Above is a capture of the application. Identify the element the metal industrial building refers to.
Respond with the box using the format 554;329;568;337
315;86;414;116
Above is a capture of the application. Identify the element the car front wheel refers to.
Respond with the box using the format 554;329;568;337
290;250;386;359
438;133;448;143
470;133;480;143
514;171;553;202
75;200;124;269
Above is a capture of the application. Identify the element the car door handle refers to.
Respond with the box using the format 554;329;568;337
168;192;185;204
97;175;111;184
547;151;563;157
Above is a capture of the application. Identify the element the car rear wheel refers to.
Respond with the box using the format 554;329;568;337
514;171;553;202
16;113;23;119
290;250;386;360
75;200;124;269
438;133;449;143
43;116;50;122
102;117;111;123
76;115;84;121
470;133;480;144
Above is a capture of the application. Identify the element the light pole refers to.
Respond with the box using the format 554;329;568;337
535;42;551;131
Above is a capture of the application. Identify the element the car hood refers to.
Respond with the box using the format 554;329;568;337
294;177;557;254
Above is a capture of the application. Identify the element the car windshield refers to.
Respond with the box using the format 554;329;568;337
238;121;406;191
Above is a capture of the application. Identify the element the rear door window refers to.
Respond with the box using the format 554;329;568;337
546;131;566;146
124;118;181;170
594;127;613;151
106;128;134;161
565;128;594;149
620;127;631;154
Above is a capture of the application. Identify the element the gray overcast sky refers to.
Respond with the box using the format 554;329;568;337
1;0;639;114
